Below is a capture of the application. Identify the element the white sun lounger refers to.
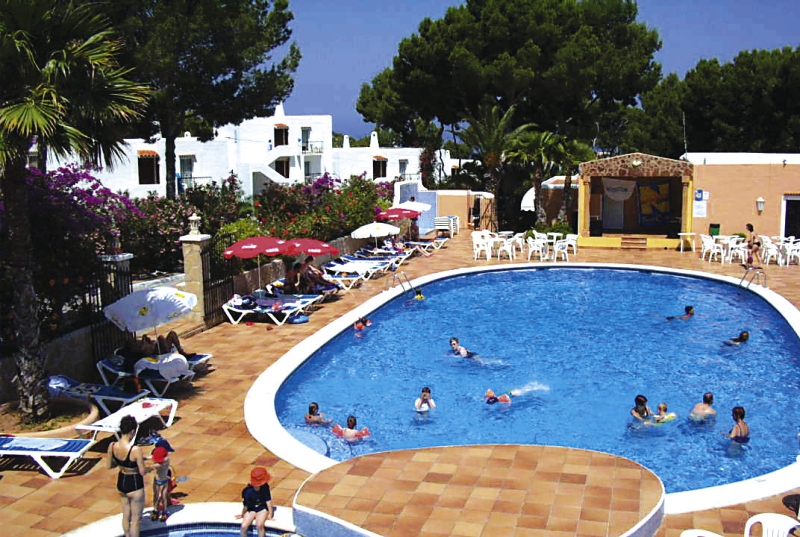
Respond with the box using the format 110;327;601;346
0;436;97;479
96;355;202;398
75;397;178;441
323;261;386;280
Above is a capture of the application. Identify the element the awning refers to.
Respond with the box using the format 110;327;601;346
541;175;579;189
373;155;387;161
137;149;159;158
274;123;289;128
520;187;536;211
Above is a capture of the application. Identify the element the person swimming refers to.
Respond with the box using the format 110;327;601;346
414;288;425;300
667;305;694;321
484;389;512;405
449;337;470;357
305;402;332;425
654;402;676;423
724;331;749;346
353;317;372;331
331;415;370;441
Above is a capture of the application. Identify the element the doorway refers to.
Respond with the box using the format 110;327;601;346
784;197;800;238
603;198;624;230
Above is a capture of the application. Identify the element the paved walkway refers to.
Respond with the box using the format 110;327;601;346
2;233;800;536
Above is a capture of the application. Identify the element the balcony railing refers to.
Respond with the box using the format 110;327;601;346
180;175;213;191
302;141;324;154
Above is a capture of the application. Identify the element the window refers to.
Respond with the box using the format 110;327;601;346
399;159;408;176
26;152;38;169
274;124;289;146
301;127;310;151
275;158;290;178
373;156;387;179
179;155;194;179
137;150;160;184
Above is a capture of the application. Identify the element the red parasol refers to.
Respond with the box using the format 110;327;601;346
223;236;287;259
223;236;287;289
283;238;340;257
376;207;421;221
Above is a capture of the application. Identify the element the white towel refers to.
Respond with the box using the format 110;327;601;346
134;352;191;380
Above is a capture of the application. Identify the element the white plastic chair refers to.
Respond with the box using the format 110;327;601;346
526;237;546;261
743;512;799;537
471;231;491;261
552;239;569;262
762;241;783;266
700;234;724;262
565;233;579;254
727;236;748;264
496;238;516;261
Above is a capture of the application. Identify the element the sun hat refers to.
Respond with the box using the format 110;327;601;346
250;467;270;487
152;446;169;463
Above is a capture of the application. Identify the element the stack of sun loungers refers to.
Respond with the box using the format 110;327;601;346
221;295;319;325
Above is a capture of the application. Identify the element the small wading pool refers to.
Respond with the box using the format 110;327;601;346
141;524;288;537
275;267;800;493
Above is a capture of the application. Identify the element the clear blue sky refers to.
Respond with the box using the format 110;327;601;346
281;1;800;138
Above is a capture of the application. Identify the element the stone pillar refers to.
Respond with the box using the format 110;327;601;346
577;175;591;237
180;216;212;325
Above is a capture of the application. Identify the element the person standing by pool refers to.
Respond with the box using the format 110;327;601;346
236;467;273;537
414;387;436;412
722;406;750;444
630;394;653;422
690;392;717;420
108;415;152;537
449;337;470;357
667;305;695;321
745;223;762;266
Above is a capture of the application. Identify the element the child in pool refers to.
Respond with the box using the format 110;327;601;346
332;415;370;441
305;402;332;425
414;387;436;412
353;317;372;331
484;388;512;404
724;331;749;346
654;402;676;423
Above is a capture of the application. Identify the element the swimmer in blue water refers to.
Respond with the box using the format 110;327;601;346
414;288;425;300
630;394;654;422
722;406;750;444
484;388;512;404
449;337;470;357
414;387;436;412
724;331;749;346
666;305;694;321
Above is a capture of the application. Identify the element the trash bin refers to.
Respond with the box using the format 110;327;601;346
709;223;720;236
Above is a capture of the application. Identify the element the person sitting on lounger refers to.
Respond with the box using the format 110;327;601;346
284;262;302;294
301;256;337;291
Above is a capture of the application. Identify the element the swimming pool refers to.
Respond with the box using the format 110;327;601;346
270;266;800;490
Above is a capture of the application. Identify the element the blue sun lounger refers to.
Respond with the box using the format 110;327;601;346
48;375;150;416
0;436;96;479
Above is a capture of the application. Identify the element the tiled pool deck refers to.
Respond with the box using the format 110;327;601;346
2;233;800;536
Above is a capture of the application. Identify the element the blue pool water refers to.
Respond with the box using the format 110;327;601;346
275;268;800;493
141;523;285;536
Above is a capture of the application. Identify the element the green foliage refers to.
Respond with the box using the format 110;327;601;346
253;174;393;242
219;218;264;243
183;173;248;234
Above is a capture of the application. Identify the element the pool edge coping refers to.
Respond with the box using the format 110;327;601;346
245;262;800;515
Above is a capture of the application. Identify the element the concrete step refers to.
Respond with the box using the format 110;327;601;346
620;236;648;250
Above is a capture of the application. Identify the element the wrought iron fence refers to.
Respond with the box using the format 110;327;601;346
201;233;235;326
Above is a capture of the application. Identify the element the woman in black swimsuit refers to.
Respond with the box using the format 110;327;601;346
108;415;151;537
745;223;762;265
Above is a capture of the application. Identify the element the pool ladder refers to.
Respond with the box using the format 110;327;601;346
739;265;767;289
383;271;414;296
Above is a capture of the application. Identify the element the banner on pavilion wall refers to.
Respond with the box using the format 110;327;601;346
638;181;671;227
603;178;635;201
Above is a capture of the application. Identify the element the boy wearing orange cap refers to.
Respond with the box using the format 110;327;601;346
237;467;273;537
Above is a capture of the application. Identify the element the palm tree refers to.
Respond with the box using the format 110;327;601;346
556;139;596;224
506;131;563;224
457;104;534;227
0;0;149;420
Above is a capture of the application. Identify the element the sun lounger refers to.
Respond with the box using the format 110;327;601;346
222;297;315;325
0;436;96;479
323;260;388;280
48;375;150;416
75;397;178;441
321;272;364;291
97;354;199;397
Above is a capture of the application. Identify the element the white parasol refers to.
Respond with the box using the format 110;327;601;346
104;287;197;334
351;222;401;246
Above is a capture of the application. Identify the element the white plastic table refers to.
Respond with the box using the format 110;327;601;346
677;232;696;252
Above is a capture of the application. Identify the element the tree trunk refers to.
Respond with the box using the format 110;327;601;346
533;167;546;224
558;171;573;223
164;131;177;200
0;156;51;421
